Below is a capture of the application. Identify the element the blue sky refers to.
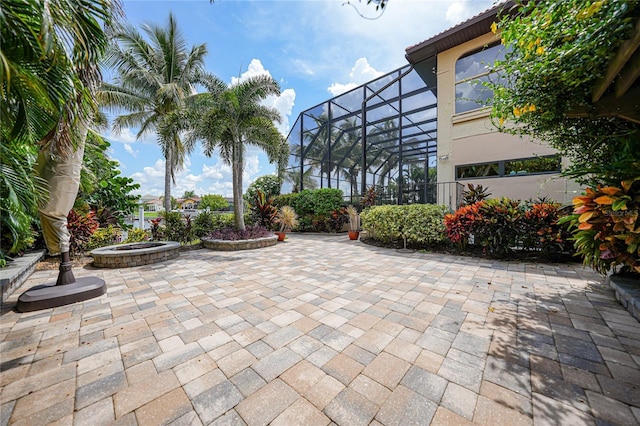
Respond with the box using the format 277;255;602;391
104;0;494;198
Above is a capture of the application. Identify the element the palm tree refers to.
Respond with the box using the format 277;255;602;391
189;75;288;231
1;0;117;259
284;167;317;193
99;13;220;212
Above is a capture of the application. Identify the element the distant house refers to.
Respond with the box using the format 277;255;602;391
176;196;201;210
139;195;163;212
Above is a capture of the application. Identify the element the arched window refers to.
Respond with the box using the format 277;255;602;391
455;43;506;113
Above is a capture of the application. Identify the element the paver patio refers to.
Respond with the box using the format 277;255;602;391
1;234;639;425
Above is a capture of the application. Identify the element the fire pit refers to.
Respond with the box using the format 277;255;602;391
90;241;180;268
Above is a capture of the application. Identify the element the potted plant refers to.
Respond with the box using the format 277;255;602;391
346;205;360;240
274;205;298;241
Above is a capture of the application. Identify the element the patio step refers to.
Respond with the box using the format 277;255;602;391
608;273;640;322
1;250;45;308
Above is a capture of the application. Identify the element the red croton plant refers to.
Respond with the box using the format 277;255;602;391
566;177;640;274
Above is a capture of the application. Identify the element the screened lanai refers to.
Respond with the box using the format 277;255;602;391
284;56;459;206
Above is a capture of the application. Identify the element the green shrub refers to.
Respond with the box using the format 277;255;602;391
199;194;229;211
361;204;448;245
292;188;344;216
245;175;282;202
273;193;299;209
124;227;149;243
87;225;123;250
161;211;187;243
288;189;345;232
194;211;235;237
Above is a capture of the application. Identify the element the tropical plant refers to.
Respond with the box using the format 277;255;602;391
522;202;573;258
188;75;288;231
124;228;149;243
462;183;492;205
346;205;360;232
474;198;526;256
328;207;349;233
149;217;163;241
360;185;379;208
161;211;195;244
248;190;278;230
79;133;140;225
444;202;484;251
87;225;123;250
490;0;640;186
275;206;299;232
100;13;221;212
67;210;100;256
561;178;640;274
0;140;41;257
445;198;574;258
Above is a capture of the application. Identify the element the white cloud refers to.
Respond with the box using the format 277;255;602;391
230;59;296;136
446;1;474;24
230;59;268;86
124;143;138;157
243;155;260;182
258;0;492;88
105;127;155;145
328;57;384;96
131;153;269;199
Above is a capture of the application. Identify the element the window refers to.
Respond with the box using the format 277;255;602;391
456;155;561;180
455;43;506;113
456;162;500;179
504;156;561;176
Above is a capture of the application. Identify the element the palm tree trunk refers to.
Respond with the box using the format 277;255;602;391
164;149;172;212
233;142;245;231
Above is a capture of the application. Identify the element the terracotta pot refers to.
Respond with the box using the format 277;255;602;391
348;230;360;240
275;231;286;241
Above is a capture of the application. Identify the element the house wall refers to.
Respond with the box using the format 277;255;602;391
435;33;581;207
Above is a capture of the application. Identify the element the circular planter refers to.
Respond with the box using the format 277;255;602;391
202;235;278;251
90;241;181;268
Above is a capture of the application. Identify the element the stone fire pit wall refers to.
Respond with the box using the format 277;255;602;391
201;235;277;251
91;241;181;268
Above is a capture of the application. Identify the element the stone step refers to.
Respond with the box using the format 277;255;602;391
1;250;45;308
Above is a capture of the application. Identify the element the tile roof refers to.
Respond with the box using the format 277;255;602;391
405;1;515;64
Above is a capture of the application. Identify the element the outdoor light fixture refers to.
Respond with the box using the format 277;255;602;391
438;155;449;161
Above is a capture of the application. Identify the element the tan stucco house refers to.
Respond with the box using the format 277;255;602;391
405;3;580;205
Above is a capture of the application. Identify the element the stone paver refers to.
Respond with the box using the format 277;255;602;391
2;234;639;425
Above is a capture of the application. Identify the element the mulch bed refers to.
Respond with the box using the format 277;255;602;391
35;254;95;271
360;237;579;264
